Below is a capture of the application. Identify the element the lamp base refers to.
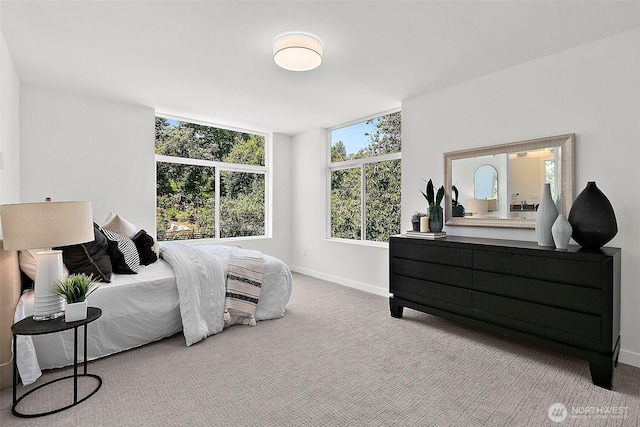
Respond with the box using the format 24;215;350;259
33;311;64;321
33;250;65;321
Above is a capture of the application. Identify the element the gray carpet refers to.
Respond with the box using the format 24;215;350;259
1;272;639;426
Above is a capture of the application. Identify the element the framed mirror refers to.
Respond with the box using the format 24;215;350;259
444;134;575;228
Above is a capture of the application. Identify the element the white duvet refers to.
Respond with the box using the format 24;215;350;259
14;244;292;385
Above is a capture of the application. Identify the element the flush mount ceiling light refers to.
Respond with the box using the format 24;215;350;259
273;32;323;72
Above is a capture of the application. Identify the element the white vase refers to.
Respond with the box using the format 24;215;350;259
552;214;573;250
536;183;558;246
65;301;88;322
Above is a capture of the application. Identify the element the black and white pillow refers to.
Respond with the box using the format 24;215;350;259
100;228;140;274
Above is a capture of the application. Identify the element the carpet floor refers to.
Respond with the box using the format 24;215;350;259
1;272;639;426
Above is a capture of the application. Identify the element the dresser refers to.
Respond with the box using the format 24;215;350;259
389;235;621;389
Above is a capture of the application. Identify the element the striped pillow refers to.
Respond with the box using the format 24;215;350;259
100;228;140;274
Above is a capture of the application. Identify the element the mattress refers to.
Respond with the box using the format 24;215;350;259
14;244;292;385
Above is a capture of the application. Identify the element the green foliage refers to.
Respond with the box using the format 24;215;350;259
53;274;100;303
155;117;265;240
421;179;445;215
411;211;427;221
330;112;401;241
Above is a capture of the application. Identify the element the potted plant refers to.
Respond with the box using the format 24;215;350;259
53;273;100;322
421;179;445;232
452;185;465;217
410;211;426;231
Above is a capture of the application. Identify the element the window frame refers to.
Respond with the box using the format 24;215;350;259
155;114;271;241
326;109;401;243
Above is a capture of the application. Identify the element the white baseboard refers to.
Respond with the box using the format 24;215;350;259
618;349;640;368
289;266;389;298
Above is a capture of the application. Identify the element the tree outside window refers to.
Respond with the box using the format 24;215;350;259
329;111;401;242
155;116;266;241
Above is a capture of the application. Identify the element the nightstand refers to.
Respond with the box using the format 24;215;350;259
11;307;103;417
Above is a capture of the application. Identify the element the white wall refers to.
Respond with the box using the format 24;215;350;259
0;27;20;206
19;86;293;263
402;28;640;366
289;128;390;296
20;86;157;233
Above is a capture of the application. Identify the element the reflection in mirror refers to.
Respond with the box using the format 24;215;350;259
474;164;498;200
445;134;575;228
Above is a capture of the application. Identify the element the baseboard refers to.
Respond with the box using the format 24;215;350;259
289;266;389;298
618;349;640;368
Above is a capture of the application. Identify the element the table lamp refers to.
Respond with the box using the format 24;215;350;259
0;200;94;320
466;199;489;217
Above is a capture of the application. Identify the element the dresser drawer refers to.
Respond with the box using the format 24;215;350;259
393;240;472;268
474;271;601;315
393;258;472;289
473;250;602;288
392;275;472;308
473;293;601;339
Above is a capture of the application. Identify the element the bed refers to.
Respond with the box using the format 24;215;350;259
1;237;292;387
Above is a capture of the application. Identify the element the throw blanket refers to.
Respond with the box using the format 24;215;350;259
224;249;263;326
159;243;266;346
160;243;226;346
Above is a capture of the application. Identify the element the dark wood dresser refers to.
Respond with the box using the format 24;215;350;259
389;235;621;389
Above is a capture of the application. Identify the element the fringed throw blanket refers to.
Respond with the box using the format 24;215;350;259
224;248;264;326
160;243;267;346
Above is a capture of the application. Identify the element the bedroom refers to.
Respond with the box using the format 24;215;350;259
0;0;639;424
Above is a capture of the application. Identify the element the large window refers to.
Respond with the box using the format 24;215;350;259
329;111;401;242
155;116;267;241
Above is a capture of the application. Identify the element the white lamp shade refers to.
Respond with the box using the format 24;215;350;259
273;32;323;71
0;200;94;250
466;199;489;214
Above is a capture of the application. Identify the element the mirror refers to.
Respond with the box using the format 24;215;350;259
445;134;575;228
474;165;498;200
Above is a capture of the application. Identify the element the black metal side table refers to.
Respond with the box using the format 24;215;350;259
11;307;103;417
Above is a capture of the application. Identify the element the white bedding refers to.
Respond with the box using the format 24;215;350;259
15;244;292;385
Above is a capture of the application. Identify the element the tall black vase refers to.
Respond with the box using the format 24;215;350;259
568;181;617;250
429;207;443;233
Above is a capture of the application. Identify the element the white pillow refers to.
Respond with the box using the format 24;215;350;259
102;213;137;238
19;249;69;281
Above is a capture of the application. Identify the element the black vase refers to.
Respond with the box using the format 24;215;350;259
429;207;444;233
568;181;617;250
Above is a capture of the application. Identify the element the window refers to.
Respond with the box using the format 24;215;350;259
155;116;267;241
328;111;401;242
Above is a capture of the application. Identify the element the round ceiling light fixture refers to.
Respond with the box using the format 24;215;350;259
273;32;323;72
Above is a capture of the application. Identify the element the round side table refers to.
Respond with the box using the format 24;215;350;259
11;307;103;418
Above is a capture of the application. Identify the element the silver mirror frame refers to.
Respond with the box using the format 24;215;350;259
445;133;575;229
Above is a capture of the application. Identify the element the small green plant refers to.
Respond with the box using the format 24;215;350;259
53;273;100;303
421;179;445;216
411;211;427;222
452;185;460;207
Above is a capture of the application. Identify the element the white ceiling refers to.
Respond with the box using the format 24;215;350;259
1;1;639;135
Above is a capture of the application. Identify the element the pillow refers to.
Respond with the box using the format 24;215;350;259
101;227;140;274
56;224;112;282
132;229;158;266
19;249;70;281
102;213;137;238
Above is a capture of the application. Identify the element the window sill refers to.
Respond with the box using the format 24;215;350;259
160;235;271;246
324;238;389;249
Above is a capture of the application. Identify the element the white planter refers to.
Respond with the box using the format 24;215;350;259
65;301;87;322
